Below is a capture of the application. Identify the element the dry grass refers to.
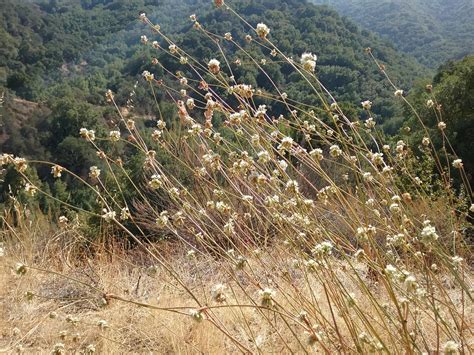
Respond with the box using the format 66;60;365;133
1;229;472;353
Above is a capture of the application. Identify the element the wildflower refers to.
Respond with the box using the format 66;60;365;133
357;225;376;240
59;216;68;227
361;100;372;110
139;13;147;22
109;130;120;142
142;70;154;81
426;99;435;108
0;154;13;166
438;121;446;130
15;262;27;276
329;145;342;158
169;187;180;198
422;137;430;146
189;14;197;21
259;288;276;307
271;49;277;57
190;309;204;322
278;136;294;151
13;157;28;173
51;165;63;178
214;0;224;7
140;35;148;44
257;150;270;163
443;341;459;354
370;152;384;165
362;172;373;182
365;117;376;129
148;174;163;189
286;180;299;194
404;275;417;292
152;41;160;49
301;52;317;72
102;210;116;222
211;284;227;303
256;23;270;38
24;183;37;197
120;207;130;221
394;89;404;97
105;89;114;102
242;195;253;203
224;32;232;40
89;166;100;179
389;203;400;213
126;119;135;130
395;140;406;154
224;219;235;235
232;84;255;99
255;104;267;120
169;44;177;54
312;241;333;256
310;148;324;161
452;159;463;169
156;211;169;227
208;59;221;74
385;264;398;278
420;222;439;244
470;204;474;212
228;111;244;125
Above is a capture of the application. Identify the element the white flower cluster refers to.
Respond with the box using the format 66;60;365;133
301;52;317;72
256;23;270;38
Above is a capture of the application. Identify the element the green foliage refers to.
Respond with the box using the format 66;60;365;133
406;56;474;183
311;0;473;68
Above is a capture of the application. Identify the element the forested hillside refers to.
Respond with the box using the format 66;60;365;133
312;0;473;68
1;0;429;207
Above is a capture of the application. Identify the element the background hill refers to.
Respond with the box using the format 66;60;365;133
311;0;474;68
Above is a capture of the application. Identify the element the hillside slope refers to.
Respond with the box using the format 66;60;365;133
311;0;474;68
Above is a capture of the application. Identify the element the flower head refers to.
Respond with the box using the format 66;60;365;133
101;209;116;222
142;71;154;81
15;262;27;276
89;166;101;179
452;159;463;169
256;23;270;38
361;100;372;110
208;59;221;74
109;130;120;142
301;52;317;72
51;165;63;178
